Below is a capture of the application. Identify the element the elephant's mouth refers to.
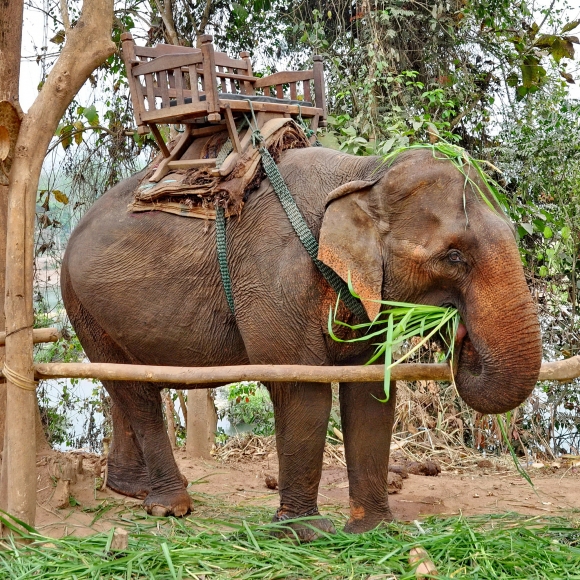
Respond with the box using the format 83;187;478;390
454;326;483;377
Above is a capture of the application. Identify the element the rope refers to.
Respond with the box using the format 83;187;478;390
2;363;38;391
215;139;233;166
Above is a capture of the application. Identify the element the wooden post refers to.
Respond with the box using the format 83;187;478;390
1;0;115;533
186;389;217;459
313;55;327;127
199;35;220;123
0;0;25;514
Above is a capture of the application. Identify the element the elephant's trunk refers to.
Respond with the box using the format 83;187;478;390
454;247;542;415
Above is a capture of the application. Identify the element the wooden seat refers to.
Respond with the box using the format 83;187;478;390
121;33;327;182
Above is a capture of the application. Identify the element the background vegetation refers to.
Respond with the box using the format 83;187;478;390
27;0;579;457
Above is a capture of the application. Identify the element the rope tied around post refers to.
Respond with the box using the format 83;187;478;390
2;363;38;391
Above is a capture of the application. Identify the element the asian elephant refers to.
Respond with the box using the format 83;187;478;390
61;146;542;537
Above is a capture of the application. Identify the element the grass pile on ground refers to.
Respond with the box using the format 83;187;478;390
1;499;579;579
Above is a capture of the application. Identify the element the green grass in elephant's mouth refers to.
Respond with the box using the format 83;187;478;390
328;278;461;402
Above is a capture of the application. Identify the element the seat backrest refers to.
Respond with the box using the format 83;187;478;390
121;33;258;129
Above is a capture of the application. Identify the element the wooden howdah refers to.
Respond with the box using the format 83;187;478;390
120;33;327;182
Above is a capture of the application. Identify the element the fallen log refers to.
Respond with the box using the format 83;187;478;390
0;327;60;346
26;355;580;385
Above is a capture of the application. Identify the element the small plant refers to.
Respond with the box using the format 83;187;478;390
222;382;275;436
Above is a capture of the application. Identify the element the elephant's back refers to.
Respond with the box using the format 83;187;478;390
62;171;235;366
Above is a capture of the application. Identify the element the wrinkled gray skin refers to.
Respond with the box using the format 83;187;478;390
61;148;542;538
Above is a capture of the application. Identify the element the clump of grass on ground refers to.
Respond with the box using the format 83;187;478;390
1;501;579;579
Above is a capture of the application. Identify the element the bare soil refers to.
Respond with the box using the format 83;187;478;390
33;446;580;538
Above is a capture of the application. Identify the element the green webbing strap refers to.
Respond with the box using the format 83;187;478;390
242;100;366;320
259;146;368;322
214;136;237;314
215;205;234;314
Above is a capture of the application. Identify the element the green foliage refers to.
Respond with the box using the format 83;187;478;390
221;382;274;436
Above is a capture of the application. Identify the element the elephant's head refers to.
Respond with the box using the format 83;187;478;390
318;148;542;414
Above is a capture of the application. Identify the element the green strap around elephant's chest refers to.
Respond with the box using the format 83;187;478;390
215;123;368;322
258;146;368;322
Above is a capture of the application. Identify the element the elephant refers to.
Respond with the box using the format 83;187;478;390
61;145;542;537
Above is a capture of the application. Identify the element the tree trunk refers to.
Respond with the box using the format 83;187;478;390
1;0;115;533
186;390;217;459
0;0;24;511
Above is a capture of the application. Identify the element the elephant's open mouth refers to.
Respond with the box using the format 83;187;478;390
455;328;483;378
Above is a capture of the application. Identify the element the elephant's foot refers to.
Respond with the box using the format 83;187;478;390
271;506;336;542
106;462;150;500
343;501;394;534
143;487;192;517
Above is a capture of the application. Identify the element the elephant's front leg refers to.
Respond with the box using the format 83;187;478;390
107;383;191;517
340;380;397;533
266;381;336;540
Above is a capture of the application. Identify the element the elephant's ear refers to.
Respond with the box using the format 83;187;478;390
318;186;383;320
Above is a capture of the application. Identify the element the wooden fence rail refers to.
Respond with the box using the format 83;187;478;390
12;354;580;385
0;327;60;346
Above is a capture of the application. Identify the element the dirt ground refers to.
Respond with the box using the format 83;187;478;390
33;445;580;538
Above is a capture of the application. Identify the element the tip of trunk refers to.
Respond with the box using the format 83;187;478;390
455;334;542;415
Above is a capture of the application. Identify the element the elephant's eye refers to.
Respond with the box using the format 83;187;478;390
447;250;463;263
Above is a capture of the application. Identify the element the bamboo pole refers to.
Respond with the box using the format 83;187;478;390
0;327;60;346
27;355;580;385
2;0;115;531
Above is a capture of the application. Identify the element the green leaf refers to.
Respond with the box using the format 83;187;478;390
543;226;553;239
82;104;100;127
560;226;571;240
561;20;580;33
538;265;548;277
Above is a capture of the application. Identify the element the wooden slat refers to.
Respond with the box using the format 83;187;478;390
254;70;314;88
144;73;156;111
289;81;297;100
139;101;323;123
219;67;228;93
276;84;284;99
132;52;203;76
174;67;185;105
134;44;201;58
224;103;242;153
157;70;170;108
167;158;217;170
304;80;312;104
213;51;251;71
188;65;200;101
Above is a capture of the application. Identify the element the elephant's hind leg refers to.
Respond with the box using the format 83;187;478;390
340;380;397;533
62;270;189;515
106;392;151;499
105;381;191;517
265;381;336;541
62;267;152;499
